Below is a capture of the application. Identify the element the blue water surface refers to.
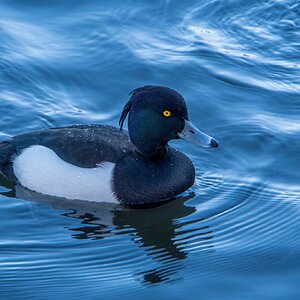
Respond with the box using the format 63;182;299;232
0;0;299;299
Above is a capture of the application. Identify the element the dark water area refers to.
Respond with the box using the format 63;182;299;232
0;0;299;299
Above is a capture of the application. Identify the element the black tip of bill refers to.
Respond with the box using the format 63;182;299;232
210;138;219;148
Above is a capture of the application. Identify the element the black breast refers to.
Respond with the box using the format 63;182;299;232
112;147;195;206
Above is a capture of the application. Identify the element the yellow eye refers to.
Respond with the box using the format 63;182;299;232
163;110;171;117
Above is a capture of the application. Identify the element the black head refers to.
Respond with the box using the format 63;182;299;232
119;86;188;154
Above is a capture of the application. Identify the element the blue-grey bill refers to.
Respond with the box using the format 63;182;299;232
178;120;219;148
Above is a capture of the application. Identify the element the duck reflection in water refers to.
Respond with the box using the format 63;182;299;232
1;180;214;285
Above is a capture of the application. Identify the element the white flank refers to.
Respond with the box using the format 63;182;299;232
13;145;117;203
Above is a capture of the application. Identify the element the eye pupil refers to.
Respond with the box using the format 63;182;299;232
163;110;171;117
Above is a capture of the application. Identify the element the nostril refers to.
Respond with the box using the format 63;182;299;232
210;138;219;147
189;130;195;134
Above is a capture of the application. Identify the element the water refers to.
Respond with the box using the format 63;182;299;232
0;0;299;298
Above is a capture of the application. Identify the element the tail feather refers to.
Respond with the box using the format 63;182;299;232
0;141;17;180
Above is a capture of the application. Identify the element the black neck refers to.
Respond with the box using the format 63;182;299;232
135;144;169;159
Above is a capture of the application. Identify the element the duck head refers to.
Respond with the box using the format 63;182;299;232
119;86;218;155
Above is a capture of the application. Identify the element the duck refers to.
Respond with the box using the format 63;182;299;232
0;86;218;207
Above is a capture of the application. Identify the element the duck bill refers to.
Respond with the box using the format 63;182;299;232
178;120;219;148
